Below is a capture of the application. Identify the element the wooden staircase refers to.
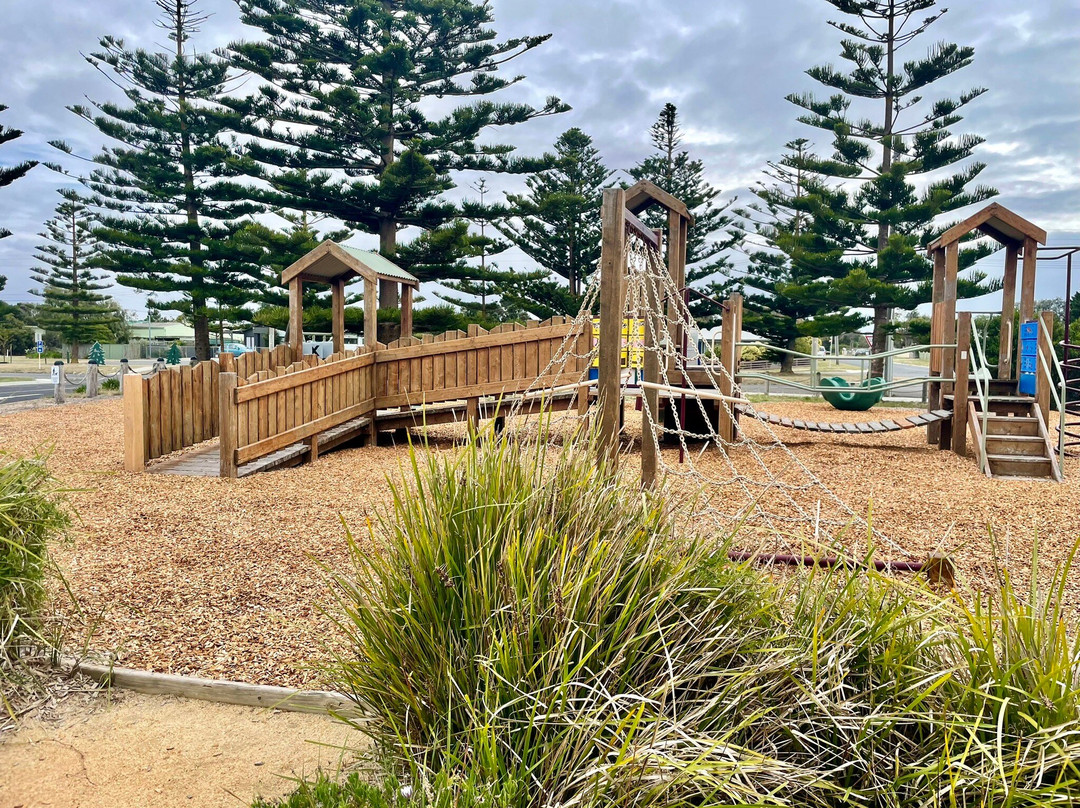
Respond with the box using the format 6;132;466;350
956;379;1062;481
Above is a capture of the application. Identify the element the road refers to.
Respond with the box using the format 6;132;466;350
0;378;79;404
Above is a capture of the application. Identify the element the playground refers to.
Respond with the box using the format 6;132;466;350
2;391;1079;688
0;186;1072;687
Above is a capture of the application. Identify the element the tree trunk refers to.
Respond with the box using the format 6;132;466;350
194;310;211;362
870;306;889;378
70;343;80;364
378;217;398;310
780;338;797;375
871;4;897;380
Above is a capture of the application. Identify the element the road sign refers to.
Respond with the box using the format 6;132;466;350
36;340;44;354
50;364;60;385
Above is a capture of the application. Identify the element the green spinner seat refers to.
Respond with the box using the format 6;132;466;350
819;376;885;412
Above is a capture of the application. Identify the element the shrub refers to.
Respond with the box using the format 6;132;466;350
740;344;768;362
0;453;69;664
101;377;120;391
325;427;1080;807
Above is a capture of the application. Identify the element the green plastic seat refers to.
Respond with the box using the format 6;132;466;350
819;376;885;412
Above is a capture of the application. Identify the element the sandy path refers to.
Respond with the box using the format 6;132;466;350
0;692;362;808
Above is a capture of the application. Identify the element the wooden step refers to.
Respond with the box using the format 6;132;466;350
986;453;1054;479
984;435;1049;457
981;415;1041;437
969;379;1020;397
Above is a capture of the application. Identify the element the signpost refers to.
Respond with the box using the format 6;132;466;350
36;340;44;370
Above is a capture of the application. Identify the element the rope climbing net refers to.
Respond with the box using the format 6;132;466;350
508;223;906;560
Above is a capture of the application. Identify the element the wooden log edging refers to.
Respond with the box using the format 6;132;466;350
64;658;362;717
726;551;956;588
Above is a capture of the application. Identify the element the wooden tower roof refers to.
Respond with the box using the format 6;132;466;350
928;203;1047;253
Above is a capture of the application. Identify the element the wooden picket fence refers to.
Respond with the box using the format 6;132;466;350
123;345;296;471
125;319;592;476
219;349;376;477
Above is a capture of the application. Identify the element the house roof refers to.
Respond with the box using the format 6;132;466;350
280;241;420;287
927;203;1047;252
623;179;694;225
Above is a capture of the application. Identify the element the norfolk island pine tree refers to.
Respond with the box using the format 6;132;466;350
727;139;865;374
223;0;568;311
788;0;999;377
30;190;121;364
52;0;267;361
1;103;39;290
629;104;739;327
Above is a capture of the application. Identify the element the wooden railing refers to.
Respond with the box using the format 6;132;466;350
219;349;376;477
123;345;297;471
126;318;592;476
374;318;588;410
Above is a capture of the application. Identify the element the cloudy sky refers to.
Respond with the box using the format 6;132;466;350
1;0;1078;316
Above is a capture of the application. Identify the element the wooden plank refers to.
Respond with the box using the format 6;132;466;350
793;420;806;430
148;374;162;460
219;373;239;478
364;277;377;350
400;284;413;339
952;312;971;456
842;424;859;434
235;353;375;402
236;398;376;466
123;376;150;472
161;370;176;455
191;364;204;444
999;244;1019;379
210;363;219;435
881;420;902;432
1020;237;1038;325
867;422;886;433
180;365;194;447
375;371;585;410
332;279;345;354
376;323;575;362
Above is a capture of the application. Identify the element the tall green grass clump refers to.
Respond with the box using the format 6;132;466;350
0;452;69;664
327;426;1080;807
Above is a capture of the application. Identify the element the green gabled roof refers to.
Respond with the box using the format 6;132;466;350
281;241;419;287
337;245;418;285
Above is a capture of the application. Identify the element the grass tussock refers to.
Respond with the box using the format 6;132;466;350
317;425;1080;807
0;451;71;717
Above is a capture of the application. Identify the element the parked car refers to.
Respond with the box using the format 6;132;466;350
217;342;254;357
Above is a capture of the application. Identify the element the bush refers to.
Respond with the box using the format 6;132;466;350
323;427;1080;807
0;453;69;664
740;344;768;362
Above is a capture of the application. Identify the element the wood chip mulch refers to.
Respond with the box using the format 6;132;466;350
1;397;1078;689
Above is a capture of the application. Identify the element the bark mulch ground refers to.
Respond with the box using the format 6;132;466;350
1;397;1077;689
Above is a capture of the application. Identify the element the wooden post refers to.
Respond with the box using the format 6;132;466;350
364;277;378;350
289;278;304;358
928;248;946;444
218;372;238;478
466;397;480;437
1036;310;1054;425
53;361;65;405
576;323;592;417
717;296;737;444
641;228;663;489
400;284;413;339
87;361;99;398
937;242;959;450
951;312;971;457
119;358;129;393
597;188;627;469
331;279;346;354
123;375;149;472
999;244;1019;379
1020;237;1038;325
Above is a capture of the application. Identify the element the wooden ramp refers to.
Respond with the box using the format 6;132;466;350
735;406;953;434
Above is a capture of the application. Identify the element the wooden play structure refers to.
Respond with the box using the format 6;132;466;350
122;193;1067;484
726;202;1068;481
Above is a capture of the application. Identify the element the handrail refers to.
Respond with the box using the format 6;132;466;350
1037;318;1067;477
969;325;992;476
736;342;957;364
735;372;954;396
